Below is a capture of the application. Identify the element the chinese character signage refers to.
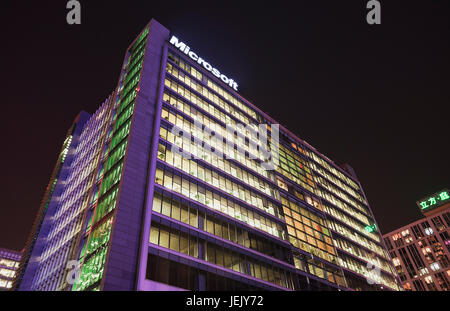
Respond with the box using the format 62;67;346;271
417;189;450;212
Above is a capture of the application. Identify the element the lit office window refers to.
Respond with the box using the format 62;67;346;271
430;262;441;271
425;227;434;236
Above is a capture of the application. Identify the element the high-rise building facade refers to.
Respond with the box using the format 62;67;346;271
0;248;21;290
16;19;401;291
13;111;93;290
383;190;450;291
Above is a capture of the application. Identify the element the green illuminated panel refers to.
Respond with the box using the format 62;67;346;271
364;224;377;233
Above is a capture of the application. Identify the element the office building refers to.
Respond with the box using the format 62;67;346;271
16;19;401;291
0;248;21;290
383;189;450;291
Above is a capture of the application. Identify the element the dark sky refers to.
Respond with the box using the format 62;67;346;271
0;1;449;251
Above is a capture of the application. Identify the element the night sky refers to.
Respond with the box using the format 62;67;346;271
0;1;449;251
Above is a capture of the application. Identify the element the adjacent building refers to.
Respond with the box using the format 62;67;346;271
15;19;401;291
383;189;450;291
0;248;22;290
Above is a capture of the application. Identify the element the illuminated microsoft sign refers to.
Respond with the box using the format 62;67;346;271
169;35;239;91
417;190;450;211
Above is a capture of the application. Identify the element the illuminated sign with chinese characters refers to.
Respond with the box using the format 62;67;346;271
169;35;239;91
365;224;377;233
417;190;450;211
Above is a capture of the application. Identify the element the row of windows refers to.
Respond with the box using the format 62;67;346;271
156;141;281;217
431;215;447;231
323;203;379;243
117;88;137;117
289;141;310;158
147;252;267;291
168;52;203;81
75;239;109;291
274;144;315;194
406;244;426;272
164;77;255;130
130;27;148;56
105;139;127;173
442;212;450;227
435;271;450;290
57;133;105;214
0;268;15;278
390;253;407;281
419;237;449;269
37;137;107;284
308;151;360;191
110;119;131;152
309;161;366;204
328;219;388;260
0;259;19;269
158;142;277;202
161;105;269;166
418;243;437;267
440;231;450;253
163;89;238;139
154;167;286;240
275;175;325;214
0;279;12;289
159;124;273;189
293;253;346;288
316;187;370;223
281;196;328;230
125;47;146;84
161;99;267;183
33;235;79;291
125;40;146;75
207;77;258;119
277;144;313;177
390;230;414;248
121;72;141;102
70;103;111;170
162;92;267;166
123;52;144;90
40;205;85;262
337;253;400;291
397;247;417;279
55;174;94;225
333;236;394;276
114;102;134;135
281;196;338;265
99;162;123;197
314;174;367;216
149;222;294;289
167;54;258;120
93;187;118;227
60;148;99;204
388;218;447;250
83;217;114;258
124;60;143;87
403;271;450;291
152;192;290;263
